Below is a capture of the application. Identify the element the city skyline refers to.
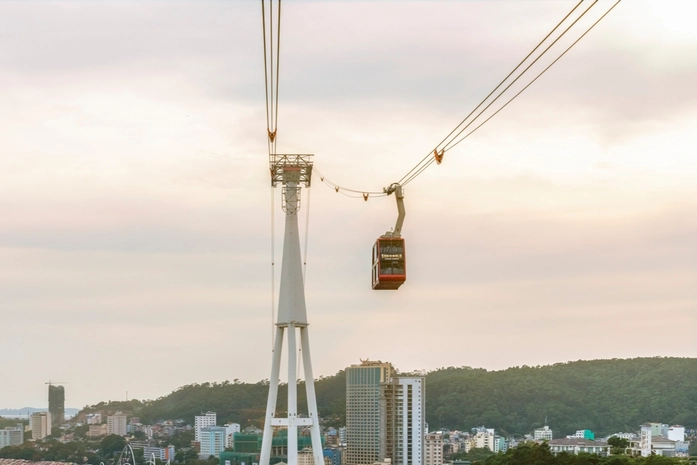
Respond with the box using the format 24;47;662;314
2;1;696;409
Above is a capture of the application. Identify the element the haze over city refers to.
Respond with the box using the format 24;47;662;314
2;1;696;410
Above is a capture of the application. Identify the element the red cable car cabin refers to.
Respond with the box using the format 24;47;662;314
372;237;406;290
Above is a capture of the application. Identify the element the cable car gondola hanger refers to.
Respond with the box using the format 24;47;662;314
372;183;406;290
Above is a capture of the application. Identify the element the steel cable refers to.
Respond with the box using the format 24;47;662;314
398;0;585;186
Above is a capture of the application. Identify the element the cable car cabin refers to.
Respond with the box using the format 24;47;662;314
372;237;406;290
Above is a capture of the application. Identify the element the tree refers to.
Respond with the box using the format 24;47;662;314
100;434;127;456
607;437;629;455
688;440;697;457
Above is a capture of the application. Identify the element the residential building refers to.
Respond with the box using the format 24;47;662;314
195;412;217;443
548;439;609;456
224;423;241;449
107;412;128;436
199;426;226;459
637;424;653;457
0;427;24;447
629;425;679;458
345;360;425;465
323;447;342;465
393;377;425;465
464;428;497;453
495;436;508;453
298;448;331;465
424;433;444;465
667;426;685;442
534;426;553;441
649;437;677;457
144;447;166;461
86;413;102;425
48;385;65;426
325;428;339;447
165;445;176;462
30;412;51;440
88;424;107;438
574;430;595;440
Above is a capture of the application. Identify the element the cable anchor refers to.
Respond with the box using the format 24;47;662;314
268;129;277;142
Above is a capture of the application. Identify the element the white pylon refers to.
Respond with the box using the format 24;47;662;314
261;157;323;465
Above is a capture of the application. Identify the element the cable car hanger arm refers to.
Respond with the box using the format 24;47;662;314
383;183;405;238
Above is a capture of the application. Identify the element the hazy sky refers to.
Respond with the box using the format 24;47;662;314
1;1;696;410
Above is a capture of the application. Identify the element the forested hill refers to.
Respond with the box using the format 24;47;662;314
133;357;696;437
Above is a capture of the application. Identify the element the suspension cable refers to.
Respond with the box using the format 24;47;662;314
440;0;598;154
262;0;281;158
270;185;275;350
446;0;623;155
314;1;620;195
302;185;311;282
314;167;388;198
398;0;585;186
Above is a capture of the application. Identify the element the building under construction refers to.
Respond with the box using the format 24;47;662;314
48;384;65;426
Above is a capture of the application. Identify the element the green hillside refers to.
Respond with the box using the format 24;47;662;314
132;357;696;437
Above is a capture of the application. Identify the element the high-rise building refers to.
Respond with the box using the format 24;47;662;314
424;433;443;465
48;384;65;426
30;412;52;440
345;360;425;465
107;412;128;436
195;412;217;443
199;426;227;459
393;377;425;465
0;427;24;447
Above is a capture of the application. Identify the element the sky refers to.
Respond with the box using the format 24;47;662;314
1;0;696;410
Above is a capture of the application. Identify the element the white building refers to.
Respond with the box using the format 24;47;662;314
667;425;685;442
638;424;652;457
107;412;128;436
30;412;52;440
395;377;425;465
0;427;24;447
534;426;553;441
464;428;497;453
424;433;444;465
144;447;166;461
224;423;241;449
548;439;608;456
195;412;217;443
629;425;679;458
200;426;226;459
86;413;102;425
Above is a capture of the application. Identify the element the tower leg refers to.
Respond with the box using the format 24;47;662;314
260;326;285;465
300;327;324;465
287;323;298;465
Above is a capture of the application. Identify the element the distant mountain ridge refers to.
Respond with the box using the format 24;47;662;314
0;408;80;417
80;357;696;438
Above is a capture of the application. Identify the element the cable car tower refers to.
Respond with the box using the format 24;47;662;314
260;154;324;465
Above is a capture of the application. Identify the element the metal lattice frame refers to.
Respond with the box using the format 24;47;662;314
270;154;313;187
